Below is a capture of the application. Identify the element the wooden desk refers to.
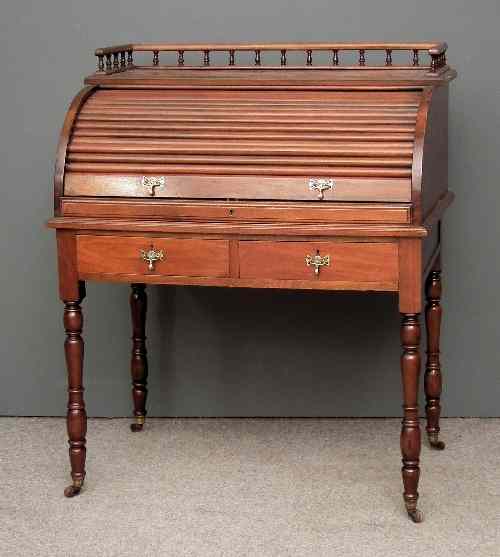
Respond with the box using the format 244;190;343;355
48;42;456;522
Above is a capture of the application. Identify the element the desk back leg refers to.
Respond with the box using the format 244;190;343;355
425;261;445;450
130;284;148;432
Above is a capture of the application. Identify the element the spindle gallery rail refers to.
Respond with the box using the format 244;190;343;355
94;42;448;74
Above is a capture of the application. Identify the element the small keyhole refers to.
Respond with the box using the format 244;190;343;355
229;208;234;216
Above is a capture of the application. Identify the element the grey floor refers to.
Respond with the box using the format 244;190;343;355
1;418;499;557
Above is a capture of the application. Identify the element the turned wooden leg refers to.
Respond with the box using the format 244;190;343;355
63;294;87;497
400;313;423;523
425;269;445;450
130;284;148;432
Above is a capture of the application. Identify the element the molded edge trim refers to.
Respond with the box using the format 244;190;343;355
46;217;427;238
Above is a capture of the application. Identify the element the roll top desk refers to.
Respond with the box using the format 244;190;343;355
47;42;456;522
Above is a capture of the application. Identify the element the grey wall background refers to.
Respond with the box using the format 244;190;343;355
1;0;499;417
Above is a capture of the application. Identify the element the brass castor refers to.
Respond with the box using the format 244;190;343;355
130;415;145;432
64;479;83;498
428;433;446;450
407;509;424;523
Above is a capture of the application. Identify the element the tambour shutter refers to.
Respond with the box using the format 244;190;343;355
64;89;419;202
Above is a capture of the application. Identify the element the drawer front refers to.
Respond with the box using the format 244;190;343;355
62;198;411;224
239;241;398;284
65;174;411;203
77;235;229;278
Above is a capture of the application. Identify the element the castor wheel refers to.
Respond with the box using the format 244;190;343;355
428;435;446;450
64;480;83;498
130;416;145;432
407;509;424;523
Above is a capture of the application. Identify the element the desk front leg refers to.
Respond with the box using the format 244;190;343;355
399;239;423;522
63;292;87;497
57;231;87;497
400;313;423;522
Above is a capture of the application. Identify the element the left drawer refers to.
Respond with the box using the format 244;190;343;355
77;235;230;278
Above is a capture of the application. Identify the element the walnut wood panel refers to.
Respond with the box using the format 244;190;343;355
65;174;411;202
61;198;411;224
56;230;80;301
77;235;230;278
411;85;449;223
398;238;423;313
420;85;449;220
239;240;398;285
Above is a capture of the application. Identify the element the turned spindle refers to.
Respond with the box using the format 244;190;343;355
178;50;184;66
229;49;235;66
412;49;419;66
280;49;287;66
255;49;261;65
127;49;133;67
97;54;104;72
332;49;339;66
113;52;119;71
105;53;112;72
359;49;366;66
306;49;312;65
385;49;393;66
153;50;159;66
203;50;210;66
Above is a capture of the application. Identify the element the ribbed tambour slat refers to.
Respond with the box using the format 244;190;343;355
64;89;420;201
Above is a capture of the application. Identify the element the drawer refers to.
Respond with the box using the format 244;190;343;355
239;241;398;284
62;198;411;224
77;235;229;278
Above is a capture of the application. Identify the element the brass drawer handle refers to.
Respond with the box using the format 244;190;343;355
142;176;165;196
309;178;334;200
305;252;330;275
140;246;164;271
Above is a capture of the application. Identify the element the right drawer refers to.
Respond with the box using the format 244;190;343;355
239;240;399;286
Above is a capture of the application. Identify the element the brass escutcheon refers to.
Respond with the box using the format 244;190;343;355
140;246;164;271
305;252;330;276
